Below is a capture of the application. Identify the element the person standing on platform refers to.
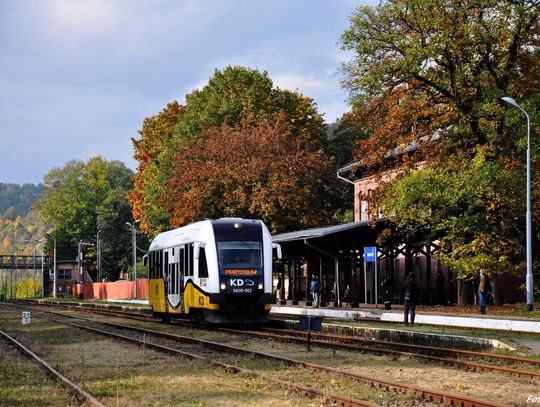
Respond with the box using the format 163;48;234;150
478;269;490;314
310;275;320;307
343;284;351;306
403;272;419;325
275;277;282;301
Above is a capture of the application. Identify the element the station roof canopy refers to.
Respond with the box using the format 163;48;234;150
273;220;374;243
272;219;388;259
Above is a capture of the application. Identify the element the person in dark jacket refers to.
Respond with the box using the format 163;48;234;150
343;284;351;306
403;272;419;325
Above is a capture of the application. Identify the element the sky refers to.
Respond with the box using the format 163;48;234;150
0;0;378;185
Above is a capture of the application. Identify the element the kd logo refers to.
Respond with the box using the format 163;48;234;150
230;279;244;287
198;296;204;305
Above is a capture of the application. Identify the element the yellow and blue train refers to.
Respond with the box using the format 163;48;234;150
146;218;281;323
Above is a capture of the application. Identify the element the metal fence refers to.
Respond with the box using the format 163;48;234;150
0;255;51;299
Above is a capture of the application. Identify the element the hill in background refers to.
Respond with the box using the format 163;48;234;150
0;183;45;255
0;183;44;219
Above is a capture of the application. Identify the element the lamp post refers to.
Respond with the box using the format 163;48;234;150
97;230;102;282
126;220;140;299
502;96;534;311
46;232;56;299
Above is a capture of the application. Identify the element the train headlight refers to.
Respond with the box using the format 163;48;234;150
220;283;226;290
258;283;263;290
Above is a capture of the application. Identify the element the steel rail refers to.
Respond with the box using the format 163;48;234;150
263;327;540;367
16;300;539;368
0;329;106;407
223;328;540;379
10;303;510;407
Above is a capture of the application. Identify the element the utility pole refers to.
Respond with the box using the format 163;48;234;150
40;248;44;297
125;220;140;299
46;233;56;299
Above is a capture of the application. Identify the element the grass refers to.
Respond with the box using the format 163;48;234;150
0;330;81;406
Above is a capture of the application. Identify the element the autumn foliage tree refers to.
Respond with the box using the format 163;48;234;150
339;0;539;284
129;101;184;234
166;114;334;233
130;66;346;235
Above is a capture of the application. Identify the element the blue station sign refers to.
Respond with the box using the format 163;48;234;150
364;246;377;263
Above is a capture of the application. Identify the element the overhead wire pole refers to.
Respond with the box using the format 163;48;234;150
33;244;36;297
25;258;28;299
502;97;534;311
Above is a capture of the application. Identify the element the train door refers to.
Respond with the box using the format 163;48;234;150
166;247;184;311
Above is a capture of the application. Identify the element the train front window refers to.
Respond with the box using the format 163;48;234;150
217;241;262;271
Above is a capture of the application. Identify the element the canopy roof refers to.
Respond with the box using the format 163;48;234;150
273;220;374;243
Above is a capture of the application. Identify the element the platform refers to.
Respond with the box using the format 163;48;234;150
269;305;540;334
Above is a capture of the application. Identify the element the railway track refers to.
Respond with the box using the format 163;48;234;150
220;327;540;379
0;328;106;407
3;302;516;407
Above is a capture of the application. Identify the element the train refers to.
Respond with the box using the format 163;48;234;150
145;218;281;323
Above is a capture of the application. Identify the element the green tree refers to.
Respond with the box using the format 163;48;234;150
36;157;136;280
380;148;523;276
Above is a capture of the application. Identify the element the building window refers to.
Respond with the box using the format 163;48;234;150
58;270;72;280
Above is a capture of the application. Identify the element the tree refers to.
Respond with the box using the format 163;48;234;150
130;66;345;236
37;157;136;280
340;0;539;282
166;114;335;232
128;101;184;235
379;148;523;275
341;0;539;149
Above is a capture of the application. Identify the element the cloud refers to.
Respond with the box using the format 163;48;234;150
273;73;334;94
48;0;117;32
